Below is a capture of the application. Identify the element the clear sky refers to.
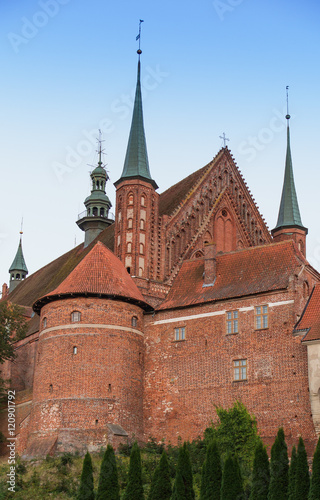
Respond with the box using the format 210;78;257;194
1;0;320;291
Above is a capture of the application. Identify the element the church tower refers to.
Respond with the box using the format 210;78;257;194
114;43;159;279
271;97;308;256
9;234;28;292
77;141;113;248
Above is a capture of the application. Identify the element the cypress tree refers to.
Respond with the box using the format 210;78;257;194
171;442;195;500
309;437;320;500
78;451;94;500
249;440;270;500
220;454;244;500
288;445;297;500
268;427;289;500
295;437;309;500
123;442;144;500
96;444;120;500
148;450;171;500
200;440;222;500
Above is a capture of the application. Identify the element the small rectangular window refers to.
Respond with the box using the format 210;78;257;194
71;311;81;323
255;305;268;329
234;359;247;381
174;327;186;341
226;310;238;334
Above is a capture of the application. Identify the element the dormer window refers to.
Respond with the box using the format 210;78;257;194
71;311;81;323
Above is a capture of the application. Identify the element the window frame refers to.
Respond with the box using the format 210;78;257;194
71;311;81;323
174;327;186;341
233;359;247;381
255;305;269;330
226;310;239;335
131;316;138;328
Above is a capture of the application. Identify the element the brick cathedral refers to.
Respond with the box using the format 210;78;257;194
1;49;320;459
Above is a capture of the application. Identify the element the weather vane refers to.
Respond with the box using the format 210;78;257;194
219;132;230;148
136;19;144;54
97;129;106;168
286;85;290;120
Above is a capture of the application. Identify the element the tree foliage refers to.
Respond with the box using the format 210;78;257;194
96;444;119;500
0;300;28;363
288;445;297;500
268;427;289;500
205;400;260;490
220;454;244;500
148;450;171;500
200;440;221;500
295;437;309;500
171;442;195;500
0;300;28;397
249;440;270;500
77;452;94;500
123;442;144;500
309;437;320;500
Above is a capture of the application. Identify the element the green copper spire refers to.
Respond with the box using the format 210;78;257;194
9;235;28;292
115;48;158;189
273;113;306;232
9;238;28;274
274;122;303;228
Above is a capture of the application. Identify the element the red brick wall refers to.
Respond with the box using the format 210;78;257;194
22;297;145;456
143;287;317;454
114;179;159;281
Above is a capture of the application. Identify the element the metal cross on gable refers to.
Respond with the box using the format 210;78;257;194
219;132;230;147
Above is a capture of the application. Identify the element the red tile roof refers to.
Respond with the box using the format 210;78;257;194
33;241;151;313
157;240;306;310
296;284;320;342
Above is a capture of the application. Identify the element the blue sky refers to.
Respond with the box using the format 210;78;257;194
1;0;320;290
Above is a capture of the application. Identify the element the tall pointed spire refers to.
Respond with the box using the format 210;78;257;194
272;87;308;255
9;231;28;292
115;27;158;189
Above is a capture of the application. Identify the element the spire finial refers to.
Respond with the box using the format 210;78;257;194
286;85;290;122
98;129;103;167
219;132;230;148
20;217;23;236
136;19;144;56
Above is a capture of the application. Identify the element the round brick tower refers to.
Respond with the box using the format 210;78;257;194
22;241;152;457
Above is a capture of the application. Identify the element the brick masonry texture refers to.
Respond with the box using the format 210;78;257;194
2;147;320;458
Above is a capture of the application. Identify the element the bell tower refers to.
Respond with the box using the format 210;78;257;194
271;88;308;256
114;31;159;279
77;139;113;248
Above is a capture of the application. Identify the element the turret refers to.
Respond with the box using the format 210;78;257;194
9;235;28;292
114;35;159;280
77;140;114;248
271;92;308;256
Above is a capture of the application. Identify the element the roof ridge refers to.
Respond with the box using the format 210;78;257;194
164;148;226;220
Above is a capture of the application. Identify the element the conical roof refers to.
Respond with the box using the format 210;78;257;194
273;123;306;231
115;59;157;189
33;241;151;313
9;238;28;274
